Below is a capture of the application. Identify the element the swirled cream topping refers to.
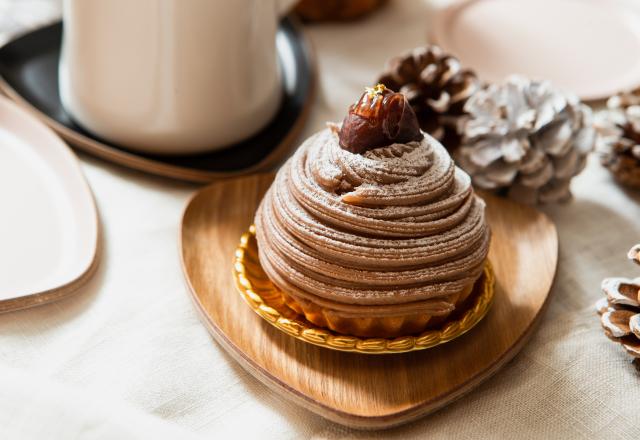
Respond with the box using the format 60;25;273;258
254;127;490;312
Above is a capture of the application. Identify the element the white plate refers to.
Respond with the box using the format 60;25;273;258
0;95;99;312
431;0;640;101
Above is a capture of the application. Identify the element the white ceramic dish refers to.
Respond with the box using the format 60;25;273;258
0;95;99;312
431;0;640;101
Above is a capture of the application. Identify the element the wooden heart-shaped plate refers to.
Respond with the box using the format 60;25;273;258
180;174;558;429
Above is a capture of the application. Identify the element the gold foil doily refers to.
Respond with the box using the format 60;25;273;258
232;226;495;354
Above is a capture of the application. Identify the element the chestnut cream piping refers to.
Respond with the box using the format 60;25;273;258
254;127;490;312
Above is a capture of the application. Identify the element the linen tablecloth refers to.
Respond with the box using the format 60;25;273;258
1;1;639;438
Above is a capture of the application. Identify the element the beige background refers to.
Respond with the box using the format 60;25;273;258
0;0;639;438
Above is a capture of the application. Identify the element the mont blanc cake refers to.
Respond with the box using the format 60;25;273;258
254;84;490;337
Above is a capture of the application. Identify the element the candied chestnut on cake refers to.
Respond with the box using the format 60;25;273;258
338;84;423;153
253;84;491;338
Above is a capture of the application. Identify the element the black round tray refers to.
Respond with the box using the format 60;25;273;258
0;17;316;182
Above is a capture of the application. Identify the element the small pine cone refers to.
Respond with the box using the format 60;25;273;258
294;0;387;22
377;46;480;151
596;245;640;367
455;76;595;204
595;89;640;188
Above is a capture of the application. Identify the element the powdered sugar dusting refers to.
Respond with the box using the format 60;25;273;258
253;127;491;311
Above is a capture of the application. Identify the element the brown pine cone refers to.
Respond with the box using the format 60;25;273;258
595;89;640;188
597;245;640;370
377;46;480;151
294;0;387;22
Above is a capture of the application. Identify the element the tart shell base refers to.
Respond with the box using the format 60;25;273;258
278;283;475;338
233;226;495;354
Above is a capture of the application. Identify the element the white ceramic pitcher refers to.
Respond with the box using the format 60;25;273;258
59;0;297;155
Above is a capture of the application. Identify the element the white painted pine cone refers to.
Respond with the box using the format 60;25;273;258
596;245;640;367
455;76;595;204
594;88;640;188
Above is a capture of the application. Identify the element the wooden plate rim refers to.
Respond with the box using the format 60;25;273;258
0;238;101;313
0;96;101;313
179;176;558;429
